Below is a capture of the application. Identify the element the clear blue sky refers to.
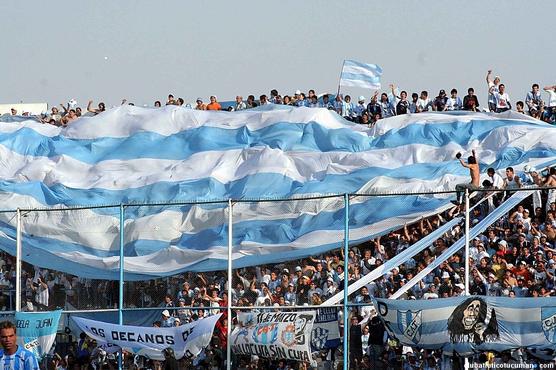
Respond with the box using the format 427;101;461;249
2;0;554;107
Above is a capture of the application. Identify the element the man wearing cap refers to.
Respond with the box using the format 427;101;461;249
354;96;366;117
513;276;529;297
284;283;296;306
161;310;177;327
432;90;449;111
296;275;310;305
195;98;206;110
513;260;532;282
486;273;501;296
486;70;501;112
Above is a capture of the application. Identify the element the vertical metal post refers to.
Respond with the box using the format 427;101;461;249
226;199;233;370
464;189;470;296
15;209;22;312
464;189;470;370
343;194;349;370
118;204;125;370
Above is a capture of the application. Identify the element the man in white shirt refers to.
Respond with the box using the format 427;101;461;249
486;168;504;189
486;70;501;112
544;84;556;123
416;91;432;112
447;88;463;110
491;83;511;113
234;96;247;111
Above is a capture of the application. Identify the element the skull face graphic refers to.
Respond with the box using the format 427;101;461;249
462;299;481;330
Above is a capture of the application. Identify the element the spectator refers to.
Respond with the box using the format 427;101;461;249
486;70;501;112
206;96;222;111
447;88;462;110
491;83;511;113
525;84;544;119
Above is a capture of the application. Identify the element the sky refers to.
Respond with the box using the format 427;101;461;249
1;0;555;108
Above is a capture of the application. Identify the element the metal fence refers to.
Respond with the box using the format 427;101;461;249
2;185;554;369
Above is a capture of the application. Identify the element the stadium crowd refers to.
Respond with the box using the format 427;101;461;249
1;72;556;368
4;70;556;127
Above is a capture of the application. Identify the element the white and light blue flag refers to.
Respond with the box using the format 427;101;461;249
340;60;383;89
374;296;556;357
15;310;62;360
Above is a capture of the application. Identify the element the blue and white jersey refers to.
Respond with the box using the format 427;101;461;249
0;347;39;370
447;96;463;110
525;91;543;109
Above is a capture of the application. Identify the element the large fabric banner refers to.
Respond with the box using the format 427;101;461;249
15;310;62;360
311;308;340;351
3;107;555;280
72;314;221;360
231;311;316;364
374;296;556;356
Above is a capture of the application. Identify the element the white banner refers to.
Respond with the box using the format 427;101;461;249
231;311;315;365
72;314;221;360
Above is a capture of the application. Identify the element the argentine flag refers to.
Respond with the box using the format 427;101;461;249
340;59;383;89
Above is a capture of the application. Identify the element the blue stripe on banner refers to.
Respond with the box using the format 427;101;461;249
0;117;539;163
344;60;383;74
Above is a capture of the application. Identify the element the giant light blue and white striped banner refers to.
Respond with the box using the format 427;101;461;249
0;106;555;279
340;60;383;89
374;296;556;356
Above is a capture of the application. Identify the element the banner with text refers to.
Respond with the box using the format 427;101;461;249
72;314;221;360
15;310;62;360
231;311;315;364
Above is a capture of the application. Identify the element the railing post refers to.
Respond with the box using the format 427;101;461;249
464;189;470;296
343;194;349;370
464;189;470;370
226;199;233;370
118;204;125;370
15;209;22;312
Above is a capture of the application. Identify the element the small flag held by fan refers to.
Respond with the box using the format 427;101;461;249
339;60;383;89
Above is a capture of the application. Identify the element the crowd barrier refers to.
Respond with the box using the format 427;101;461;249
1;186;553;369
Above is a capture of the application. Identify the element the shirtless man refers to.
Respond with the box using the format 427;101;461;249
452;149;480;205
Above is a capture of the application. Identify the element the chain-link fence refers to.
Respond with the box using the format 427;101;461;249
1;186;555;368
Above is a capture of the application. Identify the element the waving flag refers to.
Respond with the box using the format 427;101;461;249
0;107;555;279
339;59;383;89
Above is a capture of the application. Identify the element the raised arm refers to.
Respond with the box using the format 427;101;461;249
87;100;95;113
544;85;556;91
486;70;493;85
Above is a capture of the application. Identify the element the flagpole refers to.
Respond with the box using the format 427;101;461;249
336;60;346;98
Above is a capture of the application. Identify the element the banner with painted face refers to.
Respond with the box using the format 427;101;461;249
373;296;556;357
231;311;316;365
15;310;62;360
72;314;221;360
